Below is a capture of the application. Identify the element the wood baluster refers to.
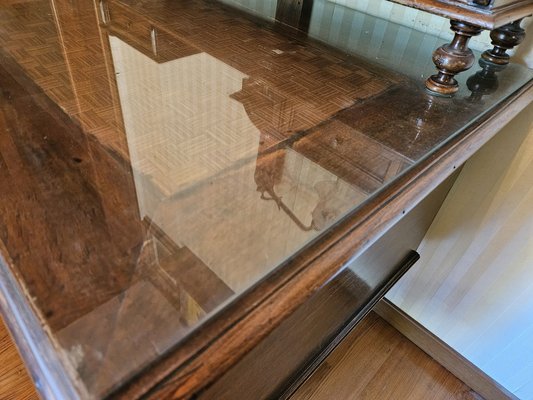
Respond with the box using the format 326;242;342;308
425;20;482;96
482;19;526;65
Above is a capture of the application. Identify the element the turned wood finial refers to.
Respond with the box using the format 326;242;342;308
482;19;526;65
426;21;482;96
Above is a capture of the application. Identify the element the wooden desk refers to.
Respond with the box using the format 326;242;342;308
0;0;531;398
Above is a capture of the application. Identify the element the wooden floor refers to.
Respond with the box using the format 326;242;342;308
292;312;483;400
0;312;480;400
0;319;37;400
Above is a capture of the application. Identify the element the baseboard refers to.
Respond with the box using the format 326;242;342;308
374;299;517;400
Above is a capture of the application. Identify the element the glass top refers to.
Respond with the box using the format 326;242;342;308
0;0;530;397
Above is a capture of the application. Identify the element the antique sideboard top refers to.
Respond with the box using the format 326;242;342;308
0;0;531;399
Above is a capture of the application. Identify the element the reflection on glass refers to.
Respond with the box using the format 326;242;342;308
307;0;440;78
219;0;277;19
466;59;507;103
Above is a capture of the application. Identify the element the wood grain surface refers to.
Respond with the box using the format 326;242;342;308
0;317;37;400
375;300;519;400
293;311;484;400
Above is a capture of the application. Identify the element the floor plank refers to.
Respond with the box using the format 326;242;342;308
0;318;38;400
292;312;483;400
